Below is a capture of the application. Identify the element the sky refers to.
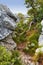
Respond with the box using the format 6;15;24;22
0;0;27;14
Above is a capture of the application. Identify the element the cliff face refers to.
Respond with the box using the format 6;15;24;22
0;4;17;40
0;4;17;50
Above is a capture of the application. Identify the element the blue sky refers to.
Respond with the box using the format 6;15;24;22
0;0;27;14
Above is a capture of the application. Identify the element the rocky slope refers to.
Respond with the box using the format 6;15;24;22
0;4;17;50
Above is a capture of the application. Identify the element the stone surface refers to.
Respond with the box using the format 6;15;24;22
20;53;38;65
0;35;17;50
0;4;17;40
38;20;43;46
0;4;17;50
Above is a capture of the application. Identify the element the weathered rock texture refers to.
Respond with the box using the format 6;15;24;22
0;4;17;50
38;20;43;46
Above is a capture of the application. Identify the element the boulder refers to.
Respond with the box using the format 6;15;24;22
0;4;17;50
38;20;43;46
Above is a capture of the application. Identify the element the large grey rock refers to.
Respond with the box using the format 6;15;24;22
38;20;43;46
0;4;17;21
0;4;17;50
0;35;17;50
0;4;17;40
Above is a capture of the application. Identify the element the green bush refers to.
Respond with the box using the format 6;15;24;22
0;46;23;65
23;42;38;55
11;50;23;65
0;46;11;65
13;20;29;43
36;22;42;33
23;31;40;55
29;33;39;42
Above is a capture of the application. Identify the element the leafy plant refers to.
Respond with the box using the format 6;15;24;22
11;50;23;65
23;27;41;55
23;42;38;55
0;46;23;65
13;20;29;43
0;46;11;65
25;0;43;22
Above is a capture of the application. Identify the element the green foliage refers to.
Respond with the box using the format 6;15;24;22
23;32;39;55
23;42;38;55
35;22;42;32
25;0;43;22
29;32;40;42
11;50;23;65
0;46;23;65
13;17;41;55
23;22;41;55
13;20;29;43
0;46;11;65
35;7;43;22
27;22;42;42
17;13;24;21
